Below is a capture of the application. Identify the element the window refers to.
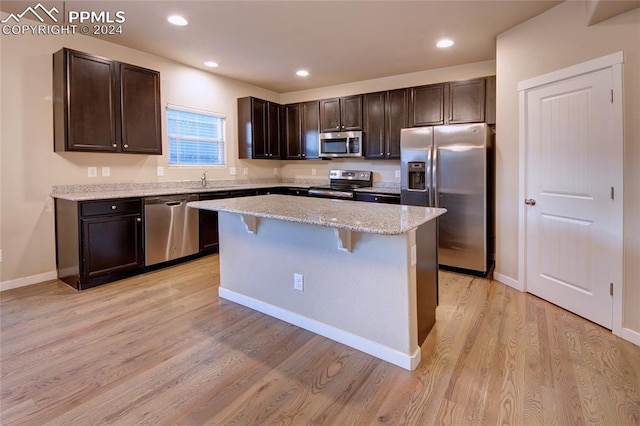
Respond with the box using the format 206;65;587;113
167;105;226;165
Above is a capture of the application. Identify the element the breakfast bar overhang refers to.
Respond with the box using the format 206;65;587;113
189;195;446;370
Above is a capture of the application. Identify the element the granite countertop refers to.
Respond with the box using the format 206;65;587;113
188;194;445;235
50;181;399;201
50;183;309;201
354;187;400;195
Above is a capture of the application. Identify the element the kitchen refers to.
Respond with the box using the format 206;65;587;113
1;0;640;424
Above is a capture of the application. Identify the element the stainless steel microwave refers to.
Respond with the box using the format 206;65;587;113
319;131;363;158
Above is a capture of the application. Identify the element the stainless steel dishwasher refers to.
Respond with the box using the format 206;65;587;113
144;195;199;266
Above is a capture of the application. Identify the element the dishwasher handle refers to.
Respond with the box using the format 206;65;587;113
144;195;199;206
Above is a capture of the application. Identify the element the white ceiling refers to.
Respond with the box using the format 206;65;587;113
2;1;566;92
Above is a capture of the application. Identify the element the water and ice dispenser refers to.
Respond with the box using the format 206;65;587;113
407;162;426;191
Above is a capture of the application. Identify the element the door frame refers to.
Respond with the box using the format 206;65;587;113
517;51;624;336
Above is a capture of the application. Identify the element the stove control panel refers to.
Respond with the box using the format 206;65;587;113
329;170;372;181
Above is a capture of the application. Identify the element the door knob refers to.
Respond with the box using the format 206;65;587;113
525;198;537;206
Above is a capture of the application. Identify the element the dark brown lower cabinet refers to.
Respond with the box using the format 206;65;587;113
198;189;260;254
354;192;400;204
56;198;143;290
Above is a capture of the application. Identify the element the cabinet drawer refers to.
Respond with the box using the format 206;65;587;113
81;199;141;217
355;192;400;204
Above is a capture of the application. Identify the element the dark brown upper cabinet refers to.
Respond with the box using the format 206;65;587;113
409;83;445;127
119;63;162;154
448;78;486;124
285;101;320;160
363;88;408;160
238;96;282;159
320;95;362;132
53;48;162;154
409;78;492;127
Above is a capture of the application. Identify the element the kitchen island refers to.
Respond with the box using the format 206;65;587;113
188;195;446;370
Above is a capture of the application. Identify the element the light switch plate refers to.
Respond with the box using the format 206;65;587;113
395;169;401;178
230;167;237;175
0;249;3;263
243;167;248;175
101;167;110;177
156;166;164;177
88;167;97;178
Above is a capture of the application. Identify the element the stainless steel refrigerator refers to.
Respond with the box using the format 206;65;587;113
400;123;493;275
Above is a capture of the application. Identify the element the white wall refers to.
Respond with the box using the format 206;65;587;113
495;2;640;335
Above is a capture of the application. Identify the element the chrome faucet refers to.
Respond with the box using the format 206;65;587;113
200;171;207;187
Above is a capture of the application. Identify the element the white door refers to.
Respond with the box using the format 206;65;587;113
524;67;621;329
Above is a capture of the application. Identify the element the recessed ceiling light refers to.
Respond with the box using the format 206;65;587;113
204;61;219;68
436;39;454;48
167;15;188;26
296;70;309;77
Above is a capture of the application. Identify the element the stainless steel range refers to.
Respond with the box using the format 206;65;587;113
308;169;373;200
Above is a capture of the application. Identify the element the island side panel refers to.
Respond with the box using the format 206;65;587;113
416;219;438;344
216;212;419;366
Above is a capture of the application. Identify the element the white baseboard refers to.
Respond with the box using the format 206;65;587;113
1;271;58;292
493;272;524;292
219;287;421;370
621;327;640;347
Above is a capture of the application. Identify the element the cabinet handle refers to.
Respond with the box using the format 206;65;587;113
111;205;117;210
380;152;383;156
112;143;117;148
123;144;129;149
136;217;142;222
302;153;306;157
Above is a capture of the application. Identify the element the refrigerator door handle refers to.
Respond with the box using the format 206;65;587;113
432;146;439;207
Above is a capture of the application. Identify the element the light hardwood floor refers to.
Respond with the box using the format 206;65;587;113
1;255;639;425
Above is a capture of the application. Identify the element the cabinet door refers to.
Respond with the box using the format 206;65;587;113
199;192;229;254
302;101;320;159
341;95;363;131
81;213;143;280
386;88;408;159
363;92;385;159
120;63;162;154
319;98;341;132
448;78;486;124
251;98;268;158
285;103;302;159
409;83;445;126
267;102;282;158
63;50;118;152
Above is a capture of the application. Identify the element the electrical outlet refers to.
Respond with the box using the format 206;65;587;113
294;273;304;291
101;167;110;177
157;166;165;177
395;169;401;178
230;167;237;175
0;249;3;263
88;166;97;178
273;168;278;175
411;245;417;266
243;167;248;175
312;168;316;176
